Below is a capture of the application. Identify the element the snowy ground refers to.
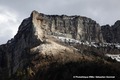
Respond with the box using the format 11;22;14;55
106;54;120;62
53;36;120;49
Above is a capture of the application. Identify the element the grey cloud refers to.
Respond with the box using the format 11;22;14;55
0;7;20;44
0;29;13;44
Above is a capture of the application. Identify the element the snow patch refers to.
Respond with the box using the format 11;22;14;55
106;54;120;62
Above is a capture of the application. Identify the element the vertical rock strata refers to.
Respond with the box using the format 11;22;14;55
40;13;103;42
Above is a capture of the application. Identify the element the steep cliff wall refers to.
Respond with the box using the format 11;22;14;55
101;20;120;43
37;11;103;42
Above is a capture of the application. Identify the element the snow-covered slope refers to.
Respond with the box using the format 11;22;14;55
53;35;120;49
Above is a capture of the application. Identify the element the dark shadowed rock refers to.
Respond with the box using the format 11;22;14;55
101;20;120;43
101;25;113;43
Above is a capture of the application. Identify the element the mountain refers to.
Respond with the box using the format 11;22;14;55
0;10;120;80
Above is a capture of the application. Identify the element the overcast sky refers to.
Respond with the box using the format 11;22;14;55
0;0;120;44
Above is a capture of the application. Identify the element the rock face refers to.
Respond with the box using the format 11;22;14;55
101;25;113;43
38;12;103;43
101;20;120;43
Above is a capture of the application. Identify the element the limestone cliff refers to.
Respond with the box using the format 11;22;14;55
38;11;103;43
